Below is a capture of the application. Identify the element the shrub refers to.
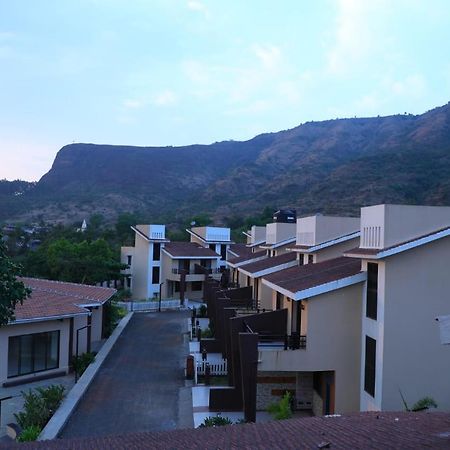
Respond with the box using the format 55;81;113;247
14;384;65;430
199;304;207;317
103;300;127;336
412;397;438;412
201;327;214;338
72;351;96;377
199;415;233;427
267;392;293;420
17;425;41;442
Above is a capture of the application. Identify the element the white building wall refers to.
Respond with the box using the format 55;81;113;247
0;319;72;385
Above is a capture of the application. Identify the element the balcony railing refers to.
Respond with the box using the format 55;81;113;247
172;268;191;274
258;333;306;350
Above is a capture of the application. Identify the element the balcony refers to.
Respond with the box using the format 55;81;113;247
258;333;306;350
168;268;207;282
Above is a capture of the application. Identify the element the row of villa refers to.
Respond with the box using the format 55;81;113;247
121;203;450;421
1;202;448;433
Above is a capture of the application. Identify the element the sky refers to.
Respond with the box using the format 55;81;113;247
1;0;450;181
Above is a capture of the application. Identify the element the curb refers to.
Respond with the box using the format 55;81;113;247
38;312;134;441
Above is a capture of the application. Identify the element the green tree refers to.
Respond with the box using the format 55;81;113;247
24;238;125;285
0;237;31;326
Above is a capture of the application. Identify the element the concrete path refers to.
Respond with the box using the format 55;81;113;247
60;311;193;438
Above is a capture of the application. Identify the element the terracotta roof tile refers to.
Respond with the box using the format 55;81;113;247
263;256;362;293
12;278;116;322
11;412;450;449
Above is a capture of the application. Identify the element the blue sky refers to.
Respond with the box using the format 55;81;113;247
1;0;450;181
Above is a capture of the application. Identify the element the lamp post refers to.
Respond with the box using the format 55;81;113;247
159;281;165;312
75;324;91;382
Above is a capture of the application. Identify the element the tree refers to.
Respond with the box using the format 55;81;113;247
25;238;125;285
0;237;31;326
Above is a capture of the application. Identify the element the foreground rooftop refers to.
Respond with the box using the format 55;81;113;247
10;412;450;449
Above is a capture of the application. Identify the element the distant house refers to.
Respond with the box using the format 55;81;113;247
121;224;232;300
0;278;116;387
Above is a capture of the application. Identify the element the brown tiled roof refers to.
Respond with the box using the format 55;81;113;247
345;225;450;259
163;242;219;258
263;256;362;293
227;243;253;258
240;252;297;275
22;278;116;303
12;412;450;449
13;278;116;322
228;249;266;265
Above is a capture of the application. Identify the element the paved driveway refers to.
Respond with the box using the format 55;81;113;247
60;311;192;438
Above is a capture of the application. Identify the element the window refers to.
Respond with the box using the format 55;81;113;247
366;263;378;320
298;254;304;265
308;254;314;264
127;255;132;266
8;331;60;378
220;244;227;260
192;281;202;291
364;336;376;397
126;276;131;288
174;281;180;292
209;244;216;252
152;266;160;284
153;243;161;261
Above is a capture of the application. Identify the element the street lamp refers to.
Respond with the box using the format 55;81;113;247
159;281;165;312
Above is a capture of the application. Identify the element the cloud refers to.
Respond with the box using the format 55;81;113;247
123;98;145;109
390;74;426;98
187;1;210;18
251;44;282;71
153;90;177;106
327;0;386;75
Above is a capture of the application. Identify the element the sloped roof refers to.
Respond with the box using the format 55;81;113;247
227;249;267;267
344;226;450;260
262;257;363;300
12;412;450;449
163;242;219;258
13;278;116;322
239;252;297;276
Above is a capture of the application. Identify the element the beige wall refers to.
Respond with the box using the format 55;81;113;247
130;232;150;299
259;283;363;413
314;237;360;263
297;215;359;247
90;306;103;344
376;237;450;411
266;223;296;245
0;319;73;385
360;204;450;249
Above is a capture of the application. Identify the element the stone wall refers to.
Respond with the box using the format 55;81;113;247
312;389;323;416
256;371;297;410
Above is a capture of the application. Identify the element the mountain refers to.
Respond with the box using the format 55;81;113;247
2;102;450;225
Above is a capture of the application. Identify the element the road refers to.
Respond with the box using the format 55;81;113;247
60;311;193;438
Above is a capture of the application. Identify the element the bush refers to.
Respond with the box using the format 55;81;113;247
199;415;233;427
103;300;127;337
412;397;438;412
201;327;214;338
17;425;41;442
72;351;96;377
14;384;65;431
267;392;293;420
199;304;207;317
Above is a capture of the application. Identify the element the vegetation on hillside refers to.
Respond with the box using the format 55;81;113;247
2;103;450;226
